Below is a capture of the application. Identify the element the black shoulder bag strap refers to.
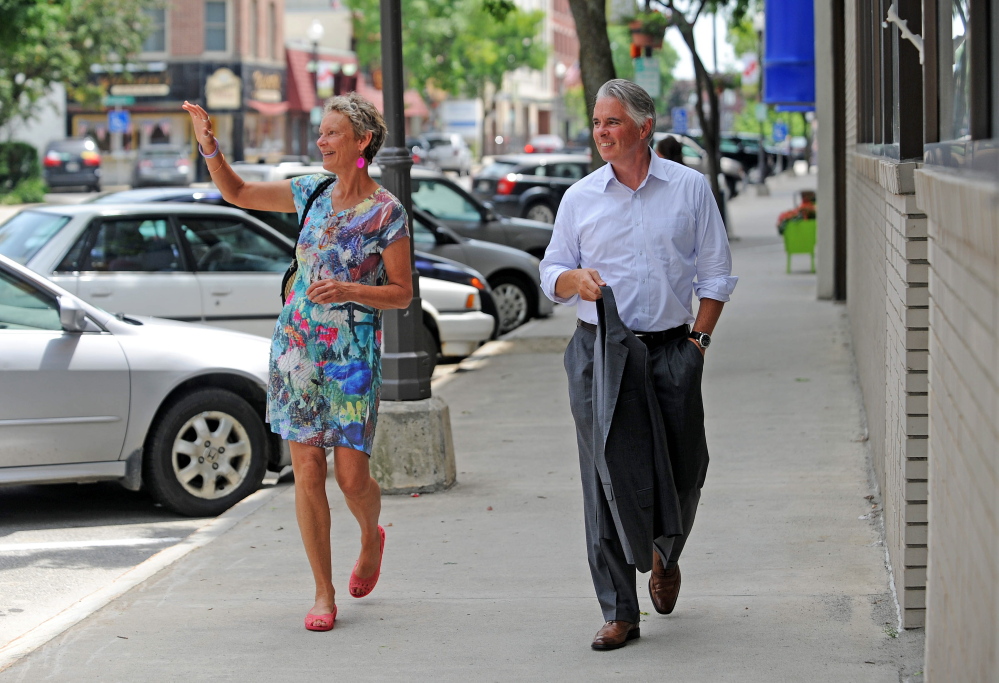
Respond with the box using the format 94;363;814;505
280;175;336;303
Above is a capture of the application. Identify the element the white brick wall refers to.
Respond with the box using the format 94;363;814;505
846;155;929;628
915;168;998;681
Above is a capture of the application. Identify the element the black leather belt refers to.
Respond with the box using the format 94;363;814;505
577;319;689;346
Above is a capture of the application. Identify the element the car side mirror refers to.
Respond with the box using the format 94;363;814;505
481;201;497;221
58;295;91;333
435;225;462;245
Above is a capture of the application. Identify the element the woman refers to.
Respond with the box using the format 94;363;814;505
182;94;412;632
655;135;685;165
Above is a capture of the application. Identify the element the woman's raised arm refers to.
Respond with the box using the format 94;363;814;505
182;100;297;213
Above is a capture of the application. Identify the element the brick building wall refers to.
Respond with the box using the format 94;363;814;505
845;154;929;628
915;168;998;680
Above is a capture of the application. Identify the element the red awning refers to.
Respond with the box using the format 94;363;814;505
247;99;290;116
286;47;360;112
355;79;430;118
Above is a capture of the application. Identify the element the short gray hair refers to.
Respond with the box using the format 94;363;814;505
321;92;388;163
595;79;656;145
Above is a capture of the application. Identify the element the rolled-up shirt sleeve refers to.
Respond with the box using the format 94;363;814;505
540;199;580;305
692;176;739;302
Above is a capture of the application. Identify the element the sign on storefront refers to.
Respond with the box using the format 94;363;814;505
206;68;241;110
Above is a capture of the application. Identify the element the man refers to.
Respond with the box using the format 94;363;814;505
540;79;737;650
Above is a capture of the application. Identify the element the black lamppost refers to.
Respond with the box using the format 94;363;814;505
308;19;325;162
378;0;430;400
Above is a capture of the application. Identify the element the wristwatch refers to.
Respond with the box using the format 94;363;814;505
689;330;711;349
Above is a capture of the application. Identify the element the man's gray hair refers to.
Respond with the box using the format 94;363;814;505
595;79;656;145
322;92;388;163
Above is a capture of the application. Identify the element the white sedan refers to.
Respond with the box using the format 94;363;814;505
0;203;493;360
0;254;283;516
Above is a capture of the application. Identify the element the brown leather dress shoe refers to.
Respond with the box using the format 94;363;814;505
591;620;640;651
649;554;681;615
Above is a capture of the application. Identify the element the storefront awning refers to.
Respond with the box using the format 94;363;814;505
354;78;431;118
286;47;359;112
763;0;815;105
248;99;290;116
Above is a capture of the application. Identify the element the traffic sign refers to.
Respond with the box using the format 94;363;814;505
102;95;135;107
772;121;788;142
672;108;688;134
108;109;131;134
633;57;660;98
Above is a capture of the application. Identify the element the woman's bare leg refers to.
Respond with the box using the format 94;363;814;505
333;446;382;580
290;441;335;625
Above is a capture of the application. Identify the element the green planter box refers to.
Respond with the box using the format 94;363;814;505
783;219;816;273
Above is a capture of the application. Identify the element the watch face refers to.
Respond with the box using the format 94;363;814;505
697;332;711;348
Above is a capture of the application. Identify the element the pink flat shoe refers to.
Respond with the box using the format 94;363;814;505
349;525;385;598
304;605;337;632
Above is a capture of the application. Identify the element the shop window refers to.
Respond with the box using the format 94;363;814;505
205;1;227;52
269;3;277;60
939;1;972;140
142;7;166;53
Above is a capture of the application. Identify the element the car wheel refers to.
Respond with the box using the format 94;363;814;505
489;273;533;334
524;201;555;224
144;388;268;517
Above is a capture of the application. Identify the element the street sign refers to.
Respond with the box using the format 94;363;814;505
108;109;131;134
772;120;788;142
102;95;135;107
672;107;688;134
633;57;660;98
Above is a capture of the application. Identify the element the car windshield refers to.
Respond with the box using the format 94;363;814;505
0;211;71;264
141;148;184;158
425;137;452;149
477;161;520;178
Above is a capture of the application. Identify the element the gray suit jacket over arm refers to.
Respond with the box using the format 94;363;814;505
592;286;684;573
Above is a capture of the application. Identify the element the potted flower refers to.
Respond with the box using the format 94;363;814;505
628;11;669;49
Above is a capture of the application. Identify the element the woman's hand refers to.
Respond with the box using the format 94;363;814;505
306;279;358;305
182;101;217;155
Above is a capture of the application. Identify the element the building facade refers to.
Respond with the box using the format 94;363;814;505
815;0;996;678
69;0;288;180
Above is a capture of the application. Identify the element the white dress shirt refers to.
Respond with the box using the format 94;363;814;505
540;152;738;331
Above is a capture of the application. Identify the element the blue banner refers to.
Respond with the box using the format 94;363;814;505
763;0;815;105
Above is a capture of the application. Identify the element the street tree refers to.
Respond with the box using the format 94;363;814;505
348;0;546;149
0;0;155;137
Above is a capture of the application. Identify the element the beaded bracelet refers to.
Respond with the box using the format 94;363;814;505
198;137;221;159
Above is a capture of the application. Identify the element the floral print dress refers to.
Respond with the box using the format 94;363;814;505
266;174;408;453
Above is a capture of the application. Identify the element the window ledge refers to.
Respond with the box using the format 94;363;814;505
851;149;921;195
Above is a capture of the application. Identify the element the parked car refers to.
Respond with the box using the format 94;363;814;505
652;132;746;198
42;137;102;192
523;134;565;154
412;251;499;338
471;153;590;224
371;166;557;260
0;204;494;362
228;160;331;183
132;144;193;187
0;253;288;517
422;132;473;176
410;207;550;334
89;187;504;335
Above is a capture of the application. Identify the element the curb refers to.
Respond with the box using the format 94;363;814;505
0;483;287;673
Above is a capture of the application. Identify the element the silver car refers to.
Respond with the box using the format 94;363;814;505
410;208;551;334
0;254;288;516
422;132;473;176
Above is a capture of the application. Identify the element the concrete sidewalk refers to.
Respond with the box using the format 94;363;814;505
1;173;923;681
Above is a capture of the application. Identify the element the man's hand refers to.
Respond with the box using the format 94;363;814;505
687;338;705;356
307;278;356;305
556;268;605;302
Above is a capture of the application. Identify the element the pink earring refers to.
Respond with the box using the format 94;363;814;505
356;157;366;169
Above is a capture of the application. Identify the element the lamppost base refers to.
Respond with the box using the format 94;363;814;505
369;395;456;493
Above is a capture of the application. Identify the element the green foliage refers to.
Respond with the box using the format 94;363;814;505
0;0;155;134
0;142;41;192
726;12;759;56
608;25;680;114
634;10;669;36
731;105;808;141
347;0;547;99
0;177;48;204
